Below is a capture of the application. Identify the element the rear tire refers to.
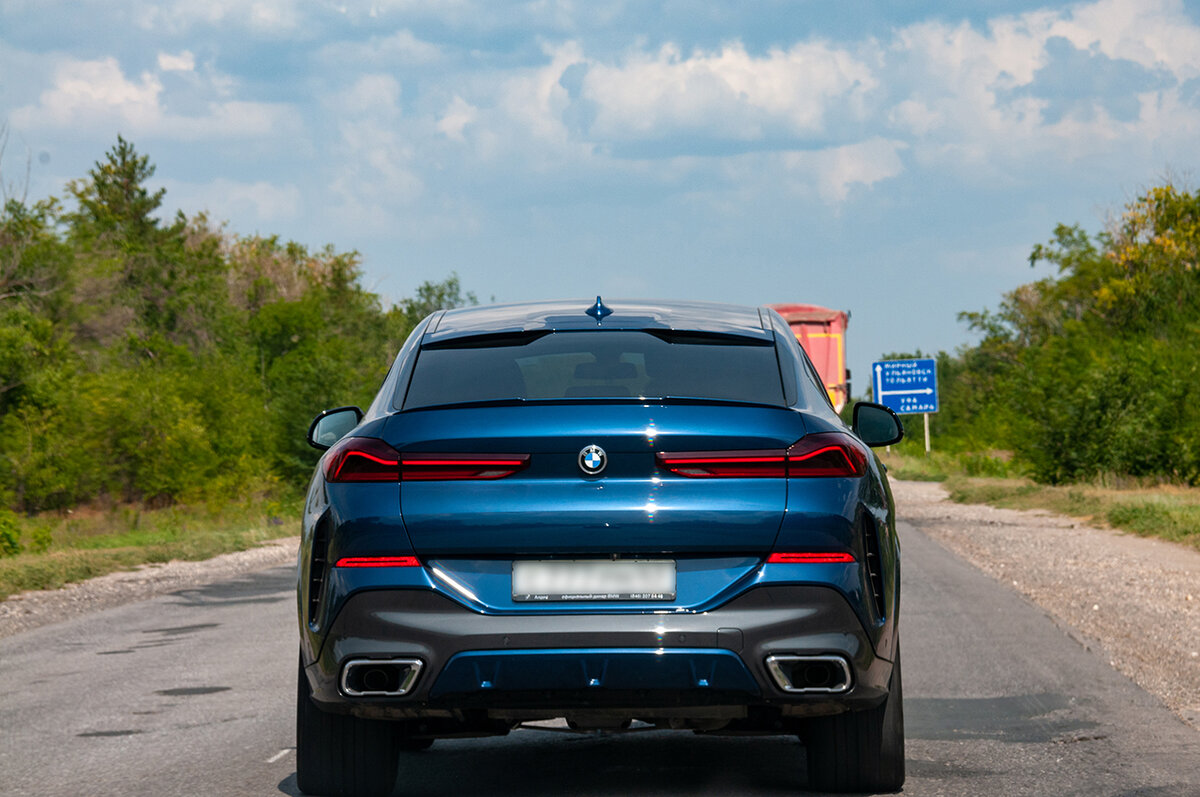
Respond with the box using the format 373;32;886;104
804;648;905;793
296;655;401;797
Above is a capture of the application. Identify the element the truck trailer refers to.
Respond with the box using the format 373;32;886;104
766;303;850;412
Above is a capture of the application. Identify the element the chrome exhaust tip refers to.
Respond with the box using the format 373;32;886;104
765;655;852;694
340;658;423;697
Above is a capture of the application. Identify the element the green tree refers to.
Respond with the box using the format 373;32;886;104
393;272;478;330
69;135;165;244
940;183;1200;483
0;136;477;510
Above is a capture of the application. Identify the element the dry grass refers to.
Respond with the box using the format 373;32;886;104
0;497;300;601
942;477;1200;551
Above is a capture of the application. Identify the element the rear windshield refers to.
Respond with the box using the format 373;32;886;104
402;330;784;409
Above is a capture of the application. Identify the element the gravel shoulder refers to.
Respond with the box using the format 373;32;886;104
892;479;1200;731
0;537;299;639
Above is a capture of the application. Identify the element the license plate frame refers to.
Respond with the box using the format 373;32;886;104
512;559;676;602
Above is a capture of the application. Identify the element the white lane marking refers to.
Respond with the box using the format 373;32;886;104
266;748;293;764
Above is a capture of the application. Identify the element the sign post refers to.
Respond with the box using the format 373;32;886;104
871;358;939;454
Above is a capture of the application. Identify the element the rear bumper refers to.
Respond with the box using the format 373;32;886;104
304;585;893;721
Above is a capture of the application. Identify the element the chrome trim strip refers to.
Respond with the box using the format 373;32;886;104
340;658;424;697
764;654;852;694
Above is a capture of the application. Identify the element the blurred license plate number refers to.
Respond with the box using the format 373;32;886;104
513;560;675;601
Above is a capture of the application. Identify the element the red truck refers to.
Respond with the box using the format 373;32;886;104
767;303;850;412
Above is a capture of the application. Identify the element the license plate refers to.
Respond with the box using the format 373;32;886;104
512;559;676;601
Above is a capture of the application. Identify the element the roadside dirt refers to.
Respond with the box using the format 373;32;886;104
0;538;299;639
891;479;1200;731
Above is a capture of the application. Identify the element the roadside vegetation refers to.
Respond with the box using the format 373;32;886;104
0;497;300;601
876;182;1200;550
882;182;1200;485
0;135;474;591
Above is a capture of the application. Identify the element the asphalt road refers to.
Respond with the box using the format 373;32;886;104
2;521;1199;796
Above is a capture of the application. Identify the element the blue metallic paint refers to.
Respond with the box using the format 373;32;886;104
383;403;809;452
297;299;901;737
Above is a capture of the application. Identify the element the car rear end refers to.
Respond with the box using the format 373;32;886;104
296;300;904;796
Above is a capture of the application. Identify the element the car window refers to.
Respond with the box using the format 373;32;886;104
402;331;785;409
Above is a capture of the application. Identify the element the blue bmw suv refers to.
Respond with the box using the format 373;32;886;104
297;299;905;796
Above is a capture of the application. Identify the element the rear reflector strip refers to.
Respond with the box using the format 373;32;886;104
335;556;421;568
767;552;856;564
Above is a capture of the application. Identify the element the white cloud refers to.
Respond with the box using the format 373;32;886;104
9;0;1197;238
1129;87;1200;143
888;99;943;137
783;138;908;203
327;0;592;32
437;96;477;142
1035;86;1200;166
318;29;443;66
887;0;1200;172
11;56;301;141
581;41;876;141
157;50;196;73
1049;0;1200;81
165;177;301;222
135;0;301;33
334;73;402;117
333;0;476;20
323;74;424;230
891;16;1052;139
442;37;879;178
495;41;586;149
166;102;298;139
13;57;163;130
303;0;1200;214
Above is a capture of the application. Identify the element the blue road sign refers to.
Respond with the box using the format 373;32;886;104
873;358;938;414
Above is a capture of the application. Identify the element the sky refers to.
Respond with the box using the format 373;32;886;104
2;0;1199;390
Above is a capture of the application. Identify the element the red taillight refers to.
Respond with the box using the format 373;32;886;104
767;552;856;564
399;454;530;481
655;451;787;478
324;441;530;482
324;437;401;482
657;433;868;479
334;556;421;568
786;433;868;478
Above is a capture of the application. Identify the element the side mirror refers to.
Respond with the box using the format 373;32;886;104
852;402;904;447
307;406;363;451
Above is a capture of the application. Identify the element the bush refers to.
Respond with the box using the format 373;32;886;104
28;526;52;553
0;511;21;557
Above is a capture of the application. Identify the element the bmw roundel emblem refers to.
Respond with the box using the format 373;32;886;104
578;445;607;475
